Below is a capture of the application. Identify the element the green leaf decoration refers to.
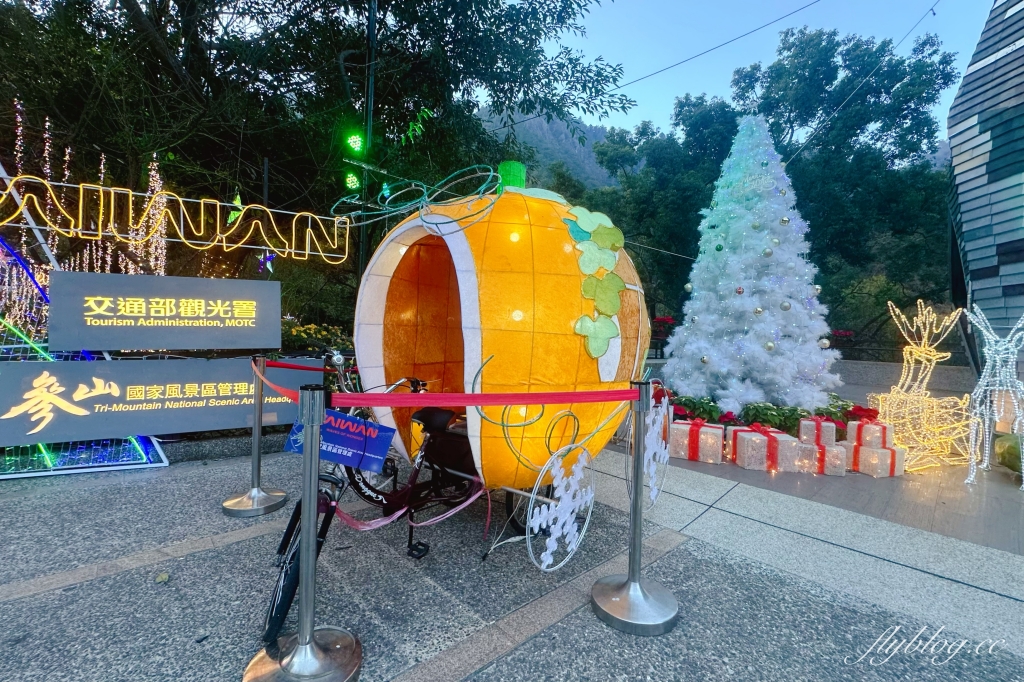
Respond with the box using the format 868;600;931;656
507;186;569;205
590;225;624;251
227;193;243;225
582;272;626;315
564;219;591;242
574;314;620;358
576;241;617;275
569;207;614;233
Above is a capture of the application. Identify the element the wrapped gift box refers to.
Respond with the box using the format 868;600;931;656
669;420;725;464
840;441;906;478
785;443;846;476
726;425;783;462
798;417;836;447
846;419;894;449
732;427;799;472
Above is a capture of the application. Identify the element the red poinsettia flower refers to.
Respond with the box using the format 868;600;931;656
845;405;878;422
672;405;692;420
718;411;741;425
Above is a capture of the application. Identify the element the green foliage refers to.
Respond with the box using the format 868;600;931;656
555;28;959;332
740;402;810;436
670;396;722;422
0;0;631;327
281;320;353;353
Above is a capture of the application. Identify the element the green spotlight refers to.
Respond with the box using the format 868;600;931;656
346;133;364;153
345;172;361;190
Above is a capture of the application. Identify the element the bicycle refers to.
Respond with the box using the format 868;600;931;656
261;367;486;644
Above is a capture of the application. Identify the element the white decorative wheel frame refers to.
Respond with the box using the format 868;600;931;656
525;444;596;572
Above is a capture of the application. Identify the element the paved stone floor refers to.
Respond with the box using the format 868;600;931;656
667;450;1024;556
2;450;1023;681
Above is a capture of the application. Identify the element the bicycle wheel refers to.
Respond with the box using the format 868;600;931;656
343;457;401;507
262;493;335;644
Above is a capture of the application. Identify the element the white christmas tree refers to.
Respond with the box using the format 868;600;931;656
663;115;841;412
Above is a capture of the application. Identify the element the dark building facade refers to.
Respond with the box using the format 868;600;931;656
949;0;1024;337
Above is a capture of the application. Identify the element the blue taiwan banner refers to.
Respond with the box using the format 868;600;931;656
284;420;304;454
317;409;395;474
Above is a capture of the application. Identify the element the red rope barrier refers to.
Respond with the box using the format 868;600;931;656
252;361;639;408
265;359;338;373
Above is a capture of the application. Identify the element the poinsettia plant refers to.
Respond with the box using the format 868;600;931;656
665;392;868;439
651;316;677;339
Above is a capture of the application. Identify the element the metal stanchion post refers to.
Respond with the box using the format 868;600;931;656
223;355;288;516
244;385;362;682
590;381;679;636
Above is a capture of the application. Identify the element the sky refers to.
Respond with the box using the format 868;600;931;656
557;0;991;139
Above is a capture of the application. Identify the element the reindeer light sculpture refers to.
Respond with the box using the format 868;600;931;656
964;305;1024;488
869;301;972;470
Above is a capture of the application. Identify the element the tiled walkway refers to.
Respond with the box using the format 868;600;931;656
2;451;1023;681
666;452;1024;556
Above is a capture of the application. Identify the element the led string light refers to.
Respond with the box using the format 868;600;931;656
0;175;351;264
868;301;972;470
964;305;1024;489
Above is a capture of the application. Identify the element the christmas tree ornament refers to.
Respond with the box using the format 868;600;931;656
691;316;698;324
754;307;763;315
715;244;724;252
780;301;792;311
735;286;744;295
813;285;822;295
683;283;693;293
761;160;769;168
818;338;830;349
700;355;709;364
662;115;840;413
779;189;787;196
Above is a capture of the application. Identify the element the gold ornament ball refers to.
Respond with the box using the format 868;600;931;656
762;248;773;258
700;355;709;364
818;338;831;349
683;283;693;293
780;301;792;311
751;222;762;231
735;286;744;295
780;217;791;226
771;238;780;246
779;189;787;196
754;307;763;315
764;341;775;351
814;285;822;295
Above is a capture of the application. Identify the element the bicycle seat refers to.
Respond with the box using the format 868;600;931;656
411;407;456;435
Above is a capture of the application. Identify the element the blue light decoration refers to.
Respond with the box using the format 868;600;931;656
0;238;167;479
258;249;277;274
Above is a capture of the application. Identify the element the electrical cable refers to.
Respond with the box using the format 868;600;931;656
489;0;826;135
783;0;942;165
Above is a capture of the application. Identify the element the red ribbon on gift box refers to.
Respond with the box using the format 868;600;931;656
851;419;895;475
807;415;829;474
687;418;705;461
747;422;780;472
